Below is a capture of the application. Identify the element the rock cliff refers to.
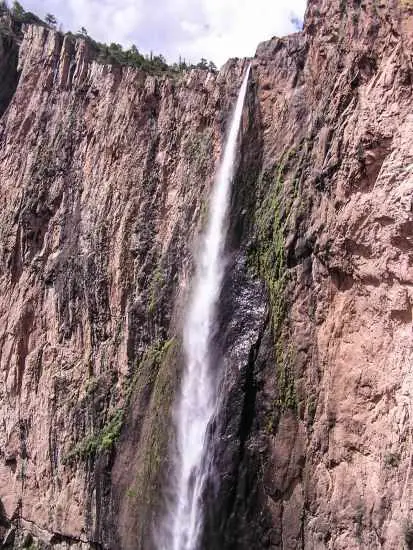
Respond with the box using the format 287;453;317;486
1;0;413;549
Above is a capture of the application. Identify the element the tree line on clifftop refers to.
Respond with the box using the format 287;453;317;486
0;0;218;75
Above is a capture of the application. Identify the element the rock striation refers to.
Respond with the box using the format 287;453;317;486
0;0;413;549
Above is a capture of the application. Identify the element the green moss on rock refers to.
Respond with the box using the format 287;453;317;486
250;150;300;413
63;407;124;463
125;336;180;535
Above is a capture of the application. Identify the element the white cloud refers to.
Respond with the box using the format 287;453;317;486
176;0;307;65
22;0;307;66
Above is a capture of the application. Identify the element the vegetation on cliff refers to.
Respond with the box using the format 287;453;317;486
249;153;298;413
0;0;217;75
62;408;124;463
0;0;44;27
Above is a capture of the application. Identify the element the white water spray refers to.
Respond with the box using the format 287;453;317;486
160;65;251;550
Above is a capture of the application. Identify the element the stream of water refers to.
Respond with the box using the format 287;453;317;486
160;65;251;550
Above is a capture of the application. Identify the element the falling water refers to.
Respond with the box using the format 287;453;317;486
160;65;251;550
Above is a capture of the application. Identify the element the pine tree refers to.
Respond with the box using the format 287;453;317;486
11;0;24;20
45;13;57;28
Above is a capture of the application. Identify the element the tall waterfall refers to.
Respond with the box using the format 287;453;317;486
160;65;251;550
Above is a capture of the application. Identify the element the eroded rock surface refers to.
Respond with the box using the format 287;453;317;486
1;0;413;549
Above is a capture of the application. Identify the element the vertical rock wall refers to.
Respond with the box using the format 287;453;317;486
1;1;413;548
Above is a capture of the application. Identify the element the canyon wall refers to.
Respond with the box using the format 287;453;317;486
1;0;413;548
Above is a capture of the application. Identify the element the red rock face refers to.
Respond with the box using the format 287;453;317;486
0;0;413;548
245;1;413;548
0;22;245;549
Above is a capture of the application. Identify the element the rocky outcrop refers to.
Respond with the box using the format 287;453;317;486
216;1;413;548
1;0;413;549
0;21;247;550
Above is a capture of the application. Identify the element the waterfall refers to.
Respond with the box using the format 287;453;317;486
159;65;251;550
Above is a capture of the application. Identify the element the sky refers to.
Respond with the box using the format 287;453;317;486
19;0;307;67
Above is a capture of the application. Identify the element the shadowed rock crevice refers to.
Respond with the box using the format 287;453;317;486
0;17;20;118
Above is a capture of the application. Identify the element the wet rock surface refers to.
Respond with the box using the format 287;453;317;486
1;0;413;548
